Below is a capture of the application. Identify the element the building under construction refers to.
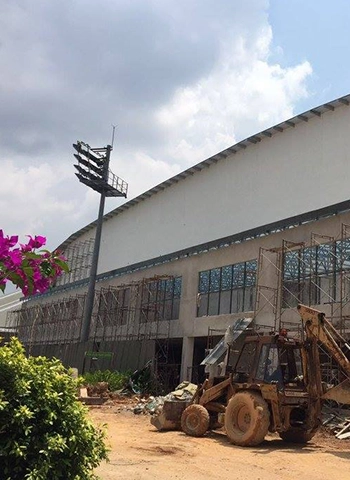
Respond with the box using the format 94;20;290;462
8;93;350;391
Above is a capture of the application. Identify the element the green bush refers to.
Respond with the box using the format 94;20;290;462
81;370;130;392
0;338;108;480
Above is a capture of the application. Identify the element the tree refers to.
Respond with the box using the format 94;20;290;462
0;338;108;479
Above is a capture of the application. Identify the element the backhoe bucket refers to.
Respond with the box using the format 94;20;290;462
322;378;350;404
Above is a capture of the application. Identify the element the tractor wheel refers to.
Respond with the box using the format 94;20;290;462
181;404;210;437
225;391;270;447
279;429;316;444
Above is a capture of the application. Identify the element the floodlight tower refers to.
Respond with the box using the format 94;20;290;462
73;141;128;342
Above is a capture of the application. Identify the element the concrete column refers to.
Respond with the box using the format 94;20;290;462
180;336;194;381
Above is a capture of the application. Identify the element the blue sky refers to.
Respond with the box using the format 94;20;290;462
0;0;349;254
269;0;350;109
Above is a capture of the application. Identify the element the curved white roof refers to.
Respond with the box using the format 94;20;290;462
59;93;350;251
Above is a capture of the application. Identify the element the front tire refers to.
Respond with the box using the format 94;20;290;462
181;404;209;437
225;391;270;447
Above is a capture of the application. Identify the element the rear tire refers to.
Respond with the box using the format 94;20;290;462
181;404;209;437
279;429;316;444
225;391;270;447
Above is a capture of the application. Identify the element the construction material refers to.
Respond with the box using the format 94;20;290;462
322;406;350;439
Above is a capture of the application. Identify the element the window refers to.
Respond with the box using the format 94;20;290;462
235;342;257;375
197;260;257;317
282;239;350;307
139;277;182;322
256;344;280;383
256;344;303;386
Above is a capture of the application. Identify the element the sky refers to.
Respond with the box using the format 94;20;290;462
1;0;350;252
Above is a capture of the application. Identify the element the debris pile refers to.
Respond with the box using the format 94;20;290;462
87;382;109;397
79;386;105;405
132;381;198;415
322;407;350;439
133;396;164;415
164;381;198;402
148;382;197;431
79;377;199;416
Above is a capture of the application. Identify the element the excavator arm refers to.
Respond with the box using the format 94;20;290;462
297;304;350;404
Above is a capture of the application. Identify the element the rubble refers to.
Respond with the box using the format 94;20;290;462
78;377;198;415
322;406;350;439
164;381;197;401
87;381;109;397
132;381;198;416
133;396;165;415
148;381;198;431
79;386;105;405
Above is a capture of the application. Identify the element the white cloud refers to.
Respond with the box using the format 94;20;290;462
0;160;97;249
0;1;314;251
109;151;182;202
155;25;312;166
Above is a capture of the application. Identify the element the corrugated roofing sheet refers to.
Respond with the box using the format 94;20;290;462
201;317;253;366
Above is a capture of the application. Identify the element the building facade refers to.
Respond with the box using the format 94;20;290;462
9;94;350;389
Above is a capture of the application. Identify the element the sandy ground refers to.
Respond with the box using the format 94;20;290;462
91;403;350;480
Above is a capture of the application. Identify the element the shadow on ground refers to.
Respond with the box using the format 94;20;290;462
151;427;350;459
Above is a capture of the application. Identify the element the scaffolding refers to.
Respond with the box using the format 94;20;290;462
55;238;94;286
253;242;306;334
253;225;350;401
333;224;350;334
7;275;182;392
278;239;308;334
275;226;350;335
253;232;350;335
254;246;280;332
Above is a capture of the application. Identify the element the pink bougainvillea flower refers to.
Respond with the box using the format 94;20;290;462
7;250;22;266
0;231;68;297
25;235;46;249
0;230;19;255
34;278;50;293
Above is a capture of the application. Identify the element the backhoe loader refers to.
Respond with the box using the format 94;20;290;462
153;304;350;446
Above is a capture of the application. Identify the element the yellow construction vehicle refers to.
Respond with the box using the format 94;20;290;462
154;304;350;446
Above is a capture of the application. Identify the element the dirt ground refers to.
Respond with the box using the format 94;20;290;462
91;401;350;480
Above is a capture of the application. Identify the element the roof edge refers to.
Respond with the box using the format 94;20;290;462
59;92;350;251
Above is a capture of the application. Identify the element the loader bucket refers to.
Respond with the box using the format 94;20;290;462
151;400;191;431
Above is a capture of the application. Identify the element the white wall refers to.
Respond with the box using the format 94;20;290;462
83;105;350;275
0;291;22;327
